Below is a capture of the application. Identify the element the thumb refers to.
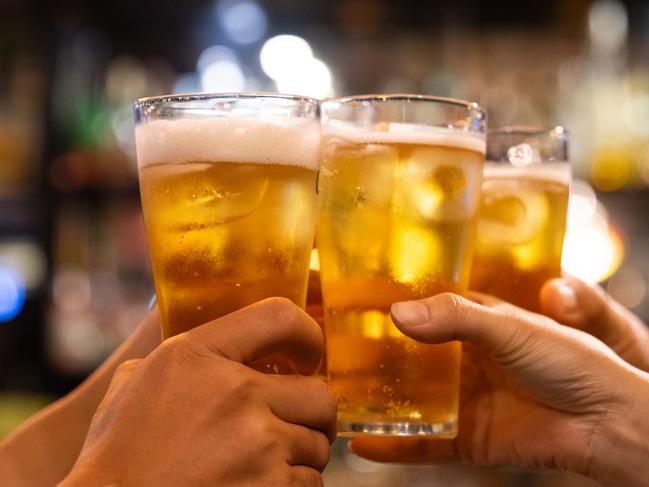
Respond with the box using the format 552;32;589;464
390;293;542;361
390;293;625;411
540;277;649;370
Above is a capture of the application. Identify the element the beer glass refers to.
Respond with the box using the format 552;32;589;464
134;94;320;339
317;95;486;436
470;126;570;312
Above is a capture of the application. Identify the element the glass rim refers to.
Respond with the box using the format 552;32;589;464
133;91;320;109
321;93;484;113
489;125;568;138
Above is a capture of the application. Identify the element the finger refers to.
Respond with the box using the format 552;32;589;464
467;290;523;311
389;292;609;366
540;277;649;369
288;465;324;486
349;437;457;464
182;297;324;375
266;375;337;443
390;293;533;353
282;423;331;471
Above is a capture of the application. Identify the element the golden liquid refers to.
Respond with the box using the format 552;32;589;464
317;139;484;434
139;161;318;339
470;174;569;312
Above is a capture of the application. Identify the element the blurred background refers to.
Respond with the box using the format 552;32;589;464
1;0;648;484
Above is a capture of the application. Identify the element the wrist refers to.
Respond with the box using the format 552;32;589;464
589;369;649;486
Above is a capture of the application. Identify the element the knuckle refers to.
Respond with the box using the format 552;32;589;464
261;296;301;322
435;292;467;322
154;334;209;366
310;432;332;470
291;467;323;487
221;364;260;400
116;359;141;374
247;414;281;453
154;335;185;360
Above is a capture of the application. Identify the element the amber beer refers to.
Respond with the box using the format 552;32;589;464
318;95;486;436
134;95;320;339
470;128;570;312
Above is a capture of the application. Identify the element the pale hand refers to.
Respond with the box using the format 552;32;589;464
349;293;649;487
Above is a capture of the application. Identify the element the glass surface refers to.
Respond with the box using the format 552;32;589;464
317;94;486;436
134;93;320;341
470;126;570;312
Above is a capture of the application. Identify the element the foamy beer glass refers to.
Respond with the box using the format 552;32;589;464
470;127;570;311
134;94;320;339
317;95;486;436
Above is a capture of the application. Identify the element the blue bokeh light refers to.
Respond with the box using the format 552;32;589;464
0;267;26;322
216;0;267;45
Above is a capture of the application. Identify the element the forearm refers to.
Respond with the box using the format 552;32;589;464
0;311;160;486
590;369;649;486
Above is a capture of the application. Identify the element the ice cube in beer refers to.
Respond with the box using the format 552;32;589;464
478;179;549;247
145;162;270;231
396;146;479;222
185;165;269;227
321;143;398;273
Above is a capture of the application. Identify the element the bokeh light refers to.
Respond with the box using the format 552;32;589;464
216;0;267;45
197;45;246;92
590;149;631;191
260;35;333;98
0;240;47;291
260;35;313;81
0;267;26;322
52;268;92;314
111;105;136;157
197;45;238;73
276;57;333;99
561;179;624;283
200;59;246;92
589;0;628;54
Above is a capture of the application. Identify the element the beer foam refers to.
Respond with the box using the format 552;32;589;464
484;162;572;185
135;118;320;170
322;123;486;154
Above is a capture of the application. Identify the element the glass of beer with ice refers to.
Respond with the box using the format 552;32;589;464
134;94;320;340
470;126;570;312
317;95;486;436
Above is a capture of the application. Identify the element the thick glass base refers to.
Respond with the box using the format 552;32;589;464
337;419;457;438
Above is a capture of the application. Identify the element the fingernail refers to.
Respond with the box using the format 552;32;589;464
555;282;578;312
391;301;430;326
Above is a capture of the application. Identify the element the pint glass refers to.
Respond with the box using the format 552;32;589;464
470;127;570;312
318;95;486;436
134;94;320;339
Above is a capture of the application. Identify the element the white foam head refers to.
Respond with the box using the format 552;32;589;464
322;122;486;154
484;161;572;185
135;118;320;170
